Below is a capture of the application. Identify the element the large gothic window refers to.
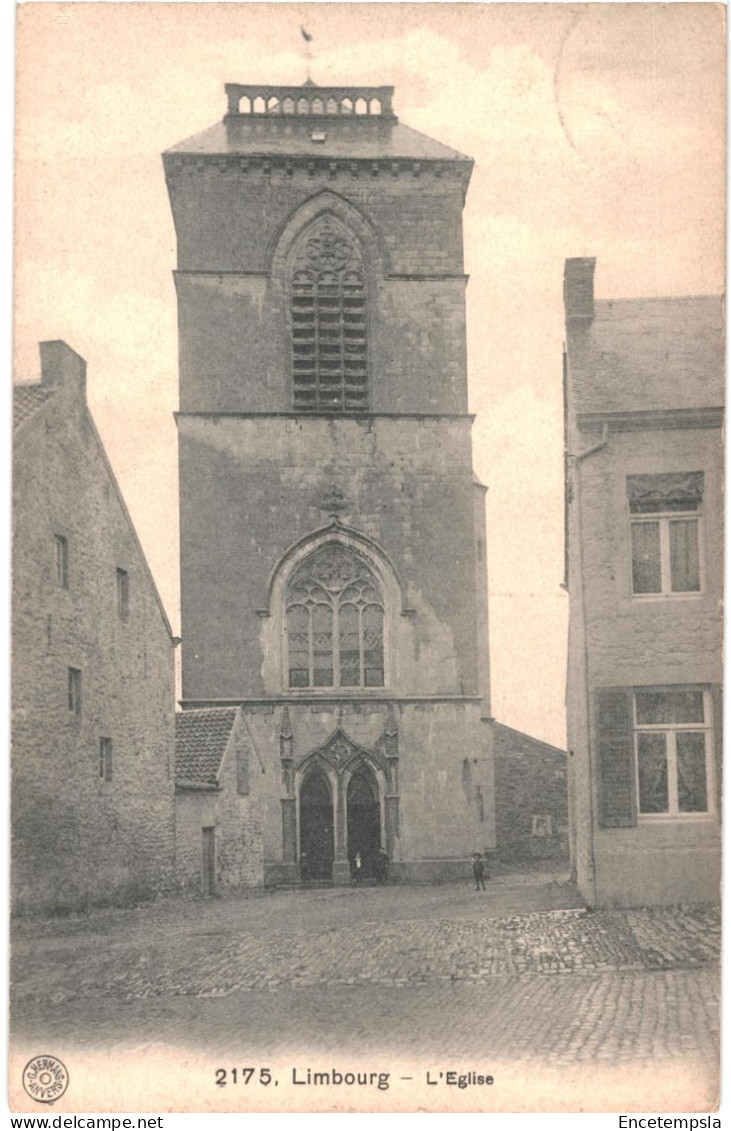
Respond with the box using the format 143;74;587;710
290;217;368;412
286;544;385;689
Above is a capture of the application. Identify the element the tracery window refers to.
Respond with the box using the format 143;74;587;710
290;217;368;412
286;544;384;689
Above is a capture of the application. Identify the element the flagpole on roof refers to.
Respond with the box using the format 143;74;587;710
300;25;314;83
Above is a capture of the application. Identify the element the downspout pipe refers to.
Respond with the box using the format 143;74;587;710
572;423;609;464
569;422;610;907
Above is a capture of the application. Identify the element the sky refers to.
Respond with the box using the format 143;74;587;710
13;2;725;749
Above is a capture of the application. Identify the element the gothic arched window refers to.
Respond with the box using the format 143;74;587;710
286;544;384;689
290;217;368;412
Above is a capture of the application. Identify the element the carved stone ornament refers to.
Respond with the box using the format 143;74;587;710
293;217;364;285
327;736;352;771
317;483;349;514
289;543;377;599
299;728;386;775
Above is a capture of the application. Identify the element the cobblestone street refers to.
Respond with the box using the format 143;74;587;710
10;876;721;1113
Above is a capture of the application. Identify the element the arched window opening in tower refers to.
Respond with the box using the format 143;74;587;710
290;216;368;412
285;543;385;689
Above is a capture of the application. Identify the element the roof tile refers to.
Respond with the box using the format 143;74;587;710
567;295;724;415
175;707;239;784
13;384;56;431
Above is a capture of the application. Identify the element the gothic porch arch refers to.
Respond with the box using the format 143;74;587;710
294;729;387;882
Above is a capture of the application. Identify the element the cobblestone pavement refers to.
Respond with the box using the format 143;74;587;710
10;878;721;1084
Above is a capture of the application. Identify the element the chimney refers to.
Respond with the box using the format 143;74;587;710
563;258;596;322
39;340;87;397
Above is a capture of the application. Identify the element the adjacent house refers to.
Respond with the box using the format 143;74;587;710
563;259;723;907
175;706;265;893
12;341;178;912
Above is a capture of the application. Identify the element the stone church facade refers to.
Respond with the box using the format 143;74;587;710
165;82;495;884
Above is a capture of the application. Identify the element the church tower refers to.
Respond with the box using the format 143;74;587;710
165;82;495;884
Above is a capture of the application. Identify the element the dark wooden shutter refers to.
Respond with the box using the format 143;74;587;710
711;684;723;815
596;688;637;827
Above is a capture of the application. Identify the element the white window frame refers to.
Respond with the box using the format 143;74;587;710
629;503;704;599
633;687;714;820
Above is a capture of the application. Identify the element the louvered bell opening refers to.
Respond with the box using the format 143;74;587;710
291;260;368;412
292;280;317;410
341;280;366;409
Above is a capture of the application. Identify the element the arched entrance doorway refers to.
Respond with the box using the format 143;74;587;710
347;767;381;880
299;771;334;881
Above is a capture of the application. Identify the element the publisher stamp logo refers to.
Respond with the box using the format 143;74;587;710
22;1055;69;1103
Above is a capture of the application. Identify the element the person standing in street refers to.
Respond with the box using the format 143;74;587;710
472;852;486;892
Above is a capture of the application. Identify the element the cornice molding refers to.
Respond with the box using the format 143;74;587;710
577;407;723;433
175;410;475;422
180;695;483;708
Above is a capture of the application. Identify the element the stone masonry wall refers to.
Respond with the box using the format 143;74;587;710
167;167;470;416
174;789;218;894
492;723;568;863
12;375;176;913
165;164;466;276
214;718;266;889
243;699;495;881
179;415;483;702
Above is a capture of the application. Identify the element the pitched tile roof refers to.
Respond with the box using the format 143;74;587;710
175;707;238;784
567;295;724;415
13;383;57;431
165;119;471;164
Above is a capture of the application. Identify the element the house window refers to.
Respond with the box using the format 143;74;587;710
290;216;368;412
628;472;703;595
99;737;113;782
54;535;68;588
285;543;384;689
68;668;81;714
116;568;129;618
634;688;713;817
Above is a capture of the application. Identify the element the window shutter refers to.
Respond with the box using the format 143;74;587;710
596;688;637;827
711;684;723;814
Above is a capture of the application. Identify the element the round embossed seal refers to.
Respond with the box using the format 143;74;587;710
22;1055;69;1103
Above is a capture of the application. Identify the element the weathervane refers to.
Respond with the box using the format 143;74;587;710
300;25;314;83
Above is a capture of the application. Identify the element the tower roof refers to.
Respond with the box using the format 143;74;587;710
164;82;473;171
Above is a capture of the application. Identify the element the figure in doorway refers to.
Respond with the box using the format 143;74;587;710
353;851;363;884
473;852;486;892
